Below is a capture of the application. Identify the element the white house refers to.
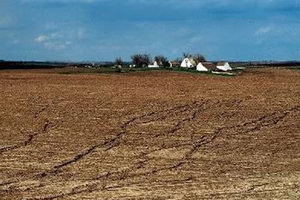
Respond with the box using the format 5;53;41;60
216;62;232;71
148;61;160;68
180;58;196;68
196;62;217;72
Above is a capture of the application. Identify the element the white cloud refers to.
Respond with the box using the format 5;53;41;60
34;28;84;50
44;41;72;50
255;27;273;36
189;36;203;43
35;35;50;42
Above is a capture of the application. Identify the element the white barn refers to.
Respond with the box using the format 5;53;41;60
180;58;196;68
216;62;232;71
196;62;217;72
148;61;160;68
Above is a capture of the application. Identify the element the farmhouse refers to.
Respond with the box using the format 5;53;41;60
216;62;232;71
180;58;196;68
148;61;160;68
196;62;217;72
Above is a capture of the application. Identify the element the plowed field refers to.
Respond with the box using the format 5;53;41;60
0;68;299;199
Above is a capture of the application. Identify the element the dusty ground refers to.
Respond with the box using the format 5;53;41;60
0;68;299;200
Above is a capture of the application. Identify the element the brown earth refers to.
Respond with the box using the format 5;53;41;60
0;68;299;200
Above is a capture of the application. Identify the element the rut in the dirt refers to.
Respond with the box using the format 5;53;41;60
38;100;207;177
0;105;53;155
2;104;299;199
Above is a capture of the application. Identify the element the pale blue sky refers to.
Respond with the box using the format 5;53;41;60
1;0;299;61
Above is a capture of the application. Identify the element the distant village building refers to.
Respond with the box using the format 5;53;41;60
196;62;217;72
148;61;160;68
170;61;180;67
216;62;232;71
180;58;196;68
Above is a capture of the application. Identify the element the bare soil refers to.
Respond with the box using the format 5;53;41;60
0;68;299;200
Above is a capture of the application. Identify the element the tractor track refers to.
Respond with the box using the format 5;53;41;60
37;104;194;177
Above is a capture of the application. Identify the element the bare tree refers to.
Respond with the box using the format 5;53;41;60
115;57;123;66
131;54;151;68
182;52;206;63
192;54;206;64
182;52;192;59
154;55;169;67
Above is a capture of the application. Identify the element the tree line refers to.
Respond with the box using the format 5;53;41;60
115;53;207;68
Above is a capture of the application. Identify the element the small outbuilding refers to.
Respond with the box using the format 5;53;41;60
216;62;232;71
170;61;180;67
180;58;196;68
196;62;217;72
148;61;160;68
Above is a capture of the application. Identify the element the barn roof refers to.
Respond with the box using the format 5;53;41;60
202;62;217;70
217;61;228;66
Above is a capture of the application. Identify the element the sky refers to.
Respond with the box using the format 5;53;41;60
0;0;299;61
